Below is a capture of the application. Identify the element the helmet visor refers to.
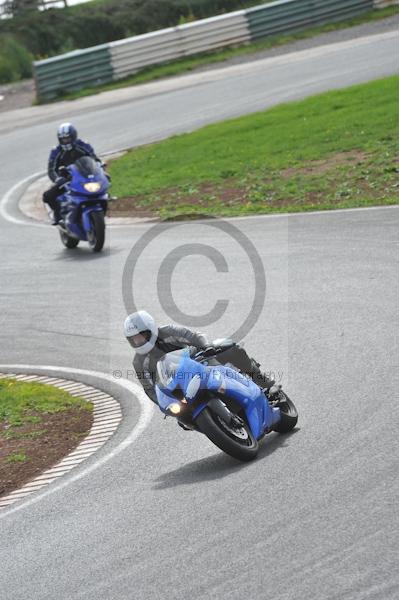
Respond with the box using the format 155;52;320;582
59;135;74;150
127;329;152;349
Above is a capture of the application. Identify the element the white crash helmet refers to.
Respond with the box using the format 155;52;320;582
124;311;158;355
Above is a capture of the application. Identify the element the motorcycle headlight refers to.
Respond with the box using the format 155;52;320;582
166;402;181;415
84;182;101;193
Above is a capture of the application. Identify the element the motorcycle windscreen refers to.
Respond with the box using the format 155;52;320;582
74;156;101;178
156;349;187;391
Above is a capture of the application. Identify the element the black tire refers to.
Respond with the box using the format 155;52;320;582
59;230;79;249
195;407;259;462
273;392;298;433
89;212;105;252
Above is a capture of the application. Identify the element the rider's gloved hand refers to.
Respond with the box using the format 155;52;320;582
55;177;69;189
98;162;111;182
57;166;69;177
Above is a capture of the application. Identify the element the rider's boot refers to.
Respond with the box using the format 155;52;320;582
267;384;284;402
249;360;285;401
177;420;192;431
249;359;275;390
51;207;61;225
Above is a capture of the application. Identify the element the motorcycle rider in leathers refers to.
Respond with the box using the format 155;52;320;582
124;311;280;407
43;123;101;224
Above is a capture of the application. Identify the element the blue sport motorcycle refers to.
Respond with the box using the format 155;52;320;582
56;157;110;252
155;342;298;462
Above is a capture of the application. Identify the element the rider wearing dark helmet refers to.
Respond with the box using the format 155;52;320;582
124;311;279;406
43;123;100;224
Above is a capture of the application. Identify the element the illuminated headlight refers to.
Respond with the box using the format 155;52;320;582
84;182;101;193
166;402;181;415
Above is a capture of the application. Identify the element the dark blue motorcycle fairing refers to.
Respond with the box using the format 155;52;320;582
68;163;109;197
56;160;109;241
82;205;103;233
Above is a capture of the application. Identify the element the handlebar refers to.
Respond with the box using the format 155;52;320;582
193;347;222;362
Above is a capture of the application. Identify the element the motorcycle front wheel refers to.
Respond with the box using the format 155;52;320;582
88;212;105;252
59;229;79;249
195;407;259;462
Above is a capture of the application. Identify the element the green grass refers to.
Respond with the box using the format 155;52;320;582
6;452;28;463
0;378;92;434
108;75;399;219
55;6;399;103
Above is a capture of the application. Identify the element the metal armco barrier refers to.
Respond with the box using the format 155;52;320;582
246;0;373;40
109;27;184;81
109;11;250;81
374;0;399;7
34;45;113;100
178;12;251;57
34;0;376;101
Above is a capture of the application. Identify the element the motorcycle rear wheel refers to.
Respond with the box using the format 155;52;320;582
273;392;298;433
59;230;79;249
195;407;259;462
88;212;105;252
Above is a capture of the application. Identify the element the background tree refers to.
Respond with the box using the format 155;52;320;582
2;0;40;18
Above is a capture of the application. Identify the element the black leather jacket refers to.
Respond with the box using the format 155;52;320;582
48;140;99;182
133;325;209;403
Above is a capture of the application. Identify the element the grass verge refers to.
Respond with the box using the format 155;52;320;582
108;74;399;220
53;6;399;103
0;378;93;497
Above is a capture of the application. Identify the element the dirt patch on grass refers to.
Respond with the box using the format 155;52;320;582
108;198;156;218
281;150;368;177
109;150;396;219
109;180;247;217
0;407;93;498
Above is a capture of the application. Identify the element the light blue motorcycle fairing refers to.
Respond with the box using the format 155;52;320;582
156;352;281;440
206;366;280;439
157;388;177;413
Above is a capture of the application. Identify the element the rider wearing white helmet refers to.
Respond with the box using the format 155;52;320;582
124;311;276;405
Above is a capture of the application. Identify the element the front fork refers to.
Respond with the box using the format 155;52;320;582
81;207;103;234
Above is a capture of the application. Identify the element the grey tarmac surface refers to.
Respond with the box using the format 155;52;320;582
0;27;399;600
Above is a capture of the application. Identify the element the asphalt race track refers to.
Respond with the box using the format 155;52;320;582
1;30;399;600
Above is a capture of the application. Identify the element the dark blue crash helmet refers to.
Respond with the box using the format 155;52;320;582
57;122;77;151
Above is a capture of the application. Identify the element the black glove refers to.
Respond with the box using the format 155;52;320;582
193;347;213;361
57;166;69;177
55;176;67;187
202;346;217;357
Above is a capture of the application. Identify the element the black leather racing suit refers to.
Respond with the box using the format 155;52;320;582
132;325;271;404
